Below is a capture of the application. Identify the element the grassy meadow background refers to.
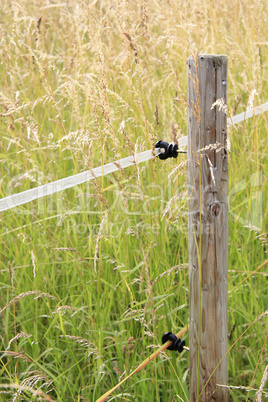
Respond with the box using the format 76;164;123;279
0;0;267;400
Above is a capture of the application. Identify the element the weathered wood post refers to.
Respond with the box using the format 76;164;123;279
187;54;228;401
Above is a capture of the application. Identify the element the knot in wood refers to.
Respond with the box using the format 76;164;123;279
195;211;205;221
211;202;221;216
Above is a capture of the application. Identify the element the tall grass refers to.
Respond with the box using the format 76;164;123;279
0;0;267;400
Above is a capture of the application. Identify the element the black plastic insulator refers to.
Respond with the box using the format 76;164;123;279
162;332;185;353
155;141;178;160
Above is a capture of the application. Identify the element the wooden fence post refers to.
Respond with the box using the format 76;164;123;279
187;54;228;401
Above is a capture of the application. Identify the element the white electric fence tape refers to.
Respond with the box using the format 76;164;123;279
0;102;267;213
227;102;268;126
0;137;187;213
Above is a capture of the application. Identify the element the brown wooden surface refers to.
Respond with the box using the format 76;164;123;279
187;55;228;401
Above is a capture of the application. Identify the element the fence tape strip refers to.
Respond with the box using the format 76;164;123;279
96;326;189;402
0;102;267;213
0;137;186;213
227;102;268;126
0;148;152;213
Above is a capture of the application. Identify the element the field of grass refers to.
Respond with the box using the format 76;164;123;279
0;0;267;401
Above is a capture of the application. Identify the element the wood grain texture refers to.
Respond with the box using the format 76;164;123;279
187;55;228;401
